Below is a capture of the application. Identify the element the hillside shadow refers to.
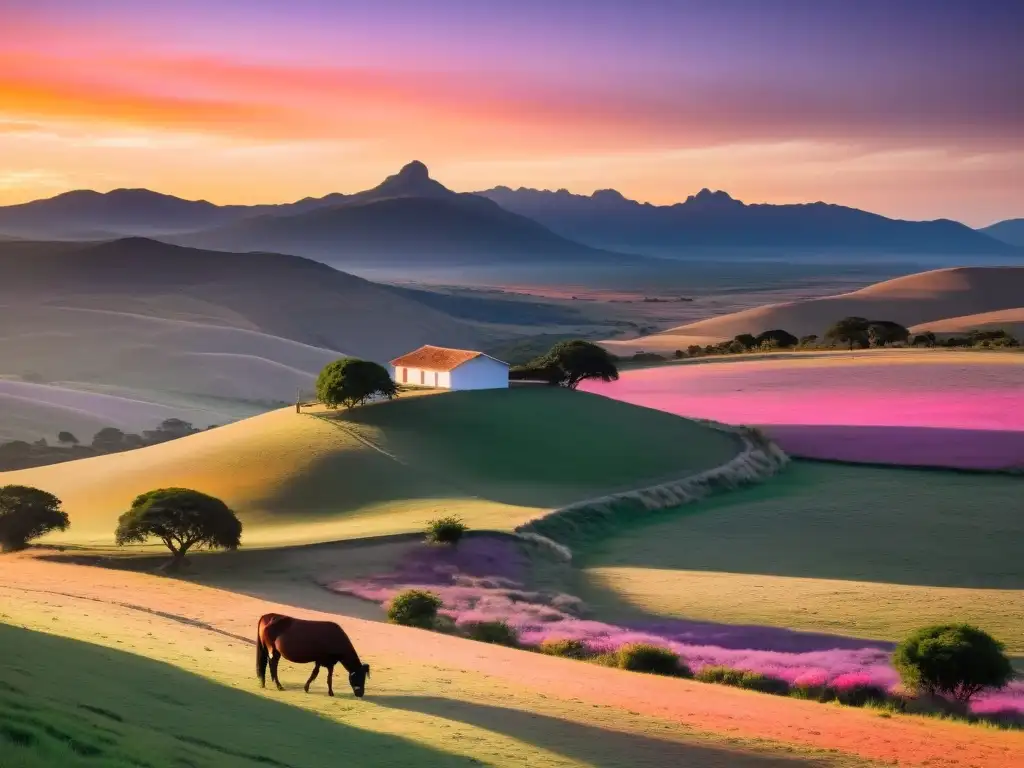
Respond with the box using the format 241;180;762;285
0;623;473;768
371;694;841;768
573;460;1024;590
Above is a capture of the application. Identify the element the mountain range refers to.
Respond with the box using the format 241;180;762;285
0;162;1016;262
980;218;1024;247
478;186;1017;256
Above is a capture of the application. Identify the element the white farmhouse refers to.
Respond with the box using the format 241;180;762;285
390;345;509;391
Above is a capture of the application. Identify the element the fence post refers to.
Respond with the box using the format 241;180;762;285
295;387;301;414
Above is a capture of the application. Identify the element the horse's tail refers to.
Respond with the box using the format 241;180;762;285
256;618;269;686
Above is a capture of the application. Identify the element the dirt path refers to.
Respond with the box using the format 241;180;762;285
2;556;1021;768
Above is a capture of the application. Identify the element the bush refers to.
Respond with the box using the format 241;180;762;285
790;684;837;702
432;614;459;634
425;515;468;545
0;486;69;552
696;665;745;686
387;589;442;629
614;643;689;677
539;637;592;660
696;666;789;695
835;683;889;707
464;620;519;647
893;624;1014;703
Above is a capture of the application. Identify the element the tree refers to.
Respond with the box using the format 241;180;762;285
316;358;398;409
893;624;1013;704
825;317;871;350
868;320;910;347
756;329;798;349
733;333;758;351
57;431;79;446
115;488;242;566
799;334;819;347
686;345;703;357
536;340;619;389
92;427;126;452
673;349;684;359
0;485;69;552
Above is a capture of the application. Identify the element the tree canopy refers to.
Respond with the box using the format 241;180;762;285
115;488;242;563
0;485;69;552
56;431;79;445
825;316;871;350
316;358;398;409
868;320;910;347
893;624;1013;703
755;329;799;349
536;339;619;389
733;333;758;350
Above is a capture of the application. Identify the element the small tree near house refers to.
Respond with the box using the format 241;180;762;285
316;358;398;410
115;488;242;568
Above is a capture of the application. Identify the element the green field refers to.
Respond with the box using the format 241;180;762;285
2;387;740;547
574;461;1024;651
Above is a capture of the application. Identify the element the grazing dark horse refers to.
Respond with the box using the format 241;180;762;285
256;613;370;697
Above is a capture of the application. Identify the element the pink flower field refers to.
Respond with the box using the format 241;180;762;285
581;359;1024;470
329;537;1024;717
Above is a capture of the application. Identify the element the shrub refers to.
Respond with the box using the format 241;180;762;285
696;666;789;695
464;620;519;647
696;665;745;686
0;486;69;552
835;683;889;707
425;515;468;545
893;624;1014;703
539;637;592;660
615;643;689;677
432;614;459;634
686;345;703;357
387;589;442;629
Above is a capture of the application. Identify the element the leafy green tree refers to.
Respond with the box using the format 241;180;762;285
0;485;69;552
868;320;910;347
316;358;398;409
57;431;79;446
756;329;798;349
92;427;126;452
894;624;1013;703
538;340;619;389
733;333;758;350
825;317;871;350
115;488;242;566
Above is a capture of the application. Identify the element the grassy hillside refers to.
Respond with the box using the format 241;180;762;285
5;555;1018;768
575;461;1024;652
3;388;740;547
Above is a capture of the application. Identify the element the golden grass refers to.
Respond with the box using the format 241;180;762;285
5;554;1021;768
2;387;739;548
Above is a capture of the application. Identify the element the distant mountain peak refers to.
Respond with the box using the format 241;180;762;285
397;160;430;180
367;160;450;200
592;188;627;202
683;188;742;209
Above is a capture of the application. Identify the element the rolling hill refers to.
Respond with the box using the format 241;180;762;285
605;266;1024;350
980;218;1024;247
176;162;638;267
911;307;1024;337
1;388;741;546
0;237;484;411
478;186;1018;256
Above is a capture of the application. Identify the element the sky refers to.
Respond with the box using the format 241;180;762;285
0;0;1021;225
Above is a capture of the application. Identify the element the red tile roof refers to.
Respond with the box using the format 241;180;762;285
390;345;505;372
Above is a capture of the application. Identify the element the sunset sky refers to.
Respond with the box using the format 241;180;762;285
0;0;1020;225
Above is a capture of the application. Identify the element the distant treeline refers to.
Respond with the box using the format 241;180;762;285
0;418;218;472
632;320;1020;363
